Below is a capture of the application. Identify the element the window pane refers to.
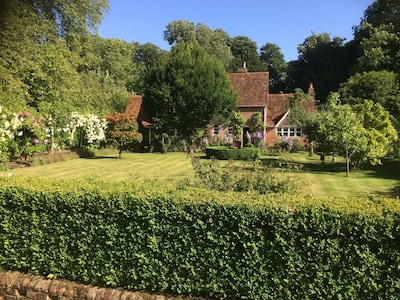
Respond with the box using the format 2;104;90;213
213;125;219;135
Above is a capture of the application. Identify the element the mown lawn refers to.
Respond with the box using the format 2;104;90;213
3;152;195;182
259;152;400;198
2;150;399;199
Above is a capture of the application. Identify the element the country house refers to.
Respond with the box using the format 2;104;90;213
125;67;315;148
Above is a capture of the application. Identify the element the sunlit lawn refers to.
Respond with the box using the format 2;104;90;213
3;152;195;183
2;150;399;199
260;152;400;198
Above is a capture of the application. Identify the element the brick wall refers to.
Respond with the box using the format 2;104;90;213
0;271;205;300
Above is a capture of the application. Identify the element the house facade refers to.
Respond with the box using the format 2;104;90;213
126;69;315;148
207;67;315;146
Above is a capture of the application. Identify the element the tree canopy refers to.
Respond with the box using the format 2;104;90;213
163;20;233;69
307;94;397;176
143;42;237;138
286;32;351;101
259;43;287;92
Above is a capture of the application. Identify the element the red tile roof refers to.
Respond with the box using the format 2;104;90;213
125;95;152;127
266;94;291;127
228;72;269;106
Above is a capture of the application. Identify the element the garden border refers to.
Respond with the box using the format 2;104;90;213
0;271;206;300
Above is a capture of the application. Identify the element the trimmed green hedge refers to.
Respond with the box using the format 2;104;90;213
1;177;400;299
205;146;260;160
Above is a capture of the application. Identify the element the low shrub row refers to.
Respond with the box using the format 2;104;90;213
190;157;298;194
205;146;260;160
1;177;400;299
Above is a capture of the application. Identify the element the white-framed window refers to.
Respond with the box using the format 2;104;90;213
277;126;302;138
169;128;179;137
213;125;219;135
228;125;233;135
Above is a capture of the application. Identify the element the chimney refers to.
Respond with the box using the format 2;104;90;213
237;61;248;73
308;82;315;98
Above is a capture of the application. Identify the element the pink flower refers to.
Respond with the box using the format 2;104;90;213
24;111;30;117
33;139;40;144
44;139;49;144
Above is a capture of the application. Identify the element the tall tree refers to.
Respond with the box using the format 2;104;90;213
259;43;287;92
132;43;168;94
362;0;400;31
143;43;237;138
352;0;400;74
195;24;233;69
163;20;197;45
229;36;266;72
0;0;110;114
286;32;351;102
354;23;400;73
339;70;400;117
163;20;233;69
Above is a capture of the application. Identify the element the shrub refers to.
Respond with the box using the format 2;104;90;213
1;177;400;299
191;157;299;194
205;146;260;160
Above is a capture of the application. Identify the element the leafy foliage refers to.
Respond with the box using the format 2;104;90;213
1;177;400;299
339;70;400;117
286;32;351;102
230;111;247;140
191;156;297;194
143;42;237;138
163;20;233;69
259;43;287;92
106;113;143;158
205;146;260;161
307;94;397;176
228;36;267;72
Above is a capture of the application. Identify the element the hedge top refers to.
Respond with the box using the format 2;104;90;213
1;176;399;217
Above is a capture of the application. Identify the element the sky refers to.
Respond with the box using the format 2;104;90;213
98;0;375;62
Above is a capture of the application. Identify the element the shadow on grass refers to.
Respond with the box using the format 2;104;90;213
79;155;120;159
260;154;400;198
259;156;346;173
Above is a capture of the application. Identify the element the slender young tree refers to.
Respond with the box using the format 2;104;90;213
309;93;397;176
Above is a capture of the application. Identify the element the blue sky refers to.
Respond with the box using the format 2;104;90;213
98;0;374;62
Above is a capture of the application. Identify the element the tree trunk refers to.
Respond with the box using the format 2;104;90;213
345;148;350;177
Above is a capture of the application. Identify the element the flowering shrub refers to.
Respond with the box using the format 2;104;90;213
0;107;50;161
0;106;20;162
66;112;107;148
275;136;303;152
245;130;264;147
10;111;50;160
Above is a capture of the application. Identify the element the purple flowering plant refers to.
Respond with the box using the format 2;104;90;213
11;110;49;160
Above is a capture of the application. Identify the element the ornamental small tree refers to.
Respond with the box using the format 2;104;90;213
106;113;143;158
